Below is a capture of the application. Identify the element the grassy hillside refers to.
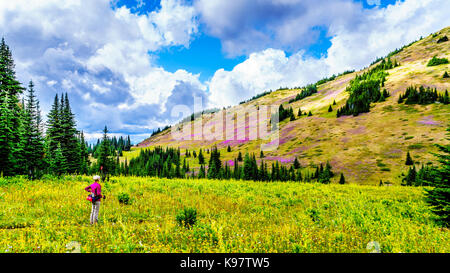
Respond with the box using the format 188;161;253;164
134;27;450;185
0;176;448;253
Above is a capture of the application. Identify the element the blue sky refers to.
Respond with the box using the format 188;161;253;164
1;0;449;143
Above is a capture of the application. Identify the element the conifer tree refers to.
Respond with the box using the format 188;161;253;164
339;173;346;184
21;81;45;178
198;149;205;165
405;151;414;165
0;38;25;175
423;126;450;226
328;105;333;112
79;131;90;174
237;151;243;162
97;126;113;179
61;93;81;173
51;143;67;176
293;157;301;169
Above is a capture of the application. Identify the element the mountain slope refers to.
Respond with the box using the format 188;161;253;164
135;26;450;185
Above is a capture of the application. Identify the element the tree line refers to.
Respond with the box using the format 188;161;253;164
112;143;339;184
398;85;449;105
0;38;131;178
337;57;397;117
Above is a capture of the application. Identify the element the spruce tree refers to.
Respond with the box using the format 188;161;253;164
97;126;113;179
237;151;243;162
51;143;67;176
293;157;301;169
328;105;333;112
0;38;25;175
339;173;346;184
423;126;450;226
405;151;414;165
61;93;81;173
46;94;63;168
79;131;90;174
198;149;205;165
21;81;45;178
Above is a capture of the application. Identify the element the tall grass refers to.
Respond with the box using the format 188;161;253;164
0;176;448;253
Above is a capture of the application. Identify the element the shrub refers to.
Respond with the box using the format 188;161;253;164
443;71;449;79
437;36;448;43
427;56;449;67
307;208;321;222
117;192;131;205
176;207;198;228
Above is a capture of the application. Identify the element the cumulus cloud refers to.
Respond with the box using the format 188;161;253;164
194;0;363;57
0;0;202;139
207;0;450;107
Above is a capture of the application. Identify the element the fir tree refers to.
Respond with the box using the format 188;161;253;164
328;105;333;112
403;166;417;186
0;38;25;175
60;93;81;173
405;151;414;165
97;126;113;179
423;126;450;226
198;149;205;165
237;151;243;162
339;173;346;184
293;157;301;169
51;143;67;177
21;81;45;178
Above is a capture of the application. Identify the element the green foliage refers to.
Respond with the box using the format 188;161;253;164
0;38;25;176
337;58;395;117
176;207;198;228
423;126;450;226
277;104;295;121
198;149;205;165
437;36;448;43
398;85;448;105
118;192;131;205
443;71;449;79
207;147;222;179
427;56;449;67
339;173;346;184
288;84;318;103
316;70;355;86
405;151;414;165
239;90;272;104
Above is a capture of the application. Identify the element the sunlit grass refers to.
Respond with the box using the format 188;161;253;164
0;175;448;253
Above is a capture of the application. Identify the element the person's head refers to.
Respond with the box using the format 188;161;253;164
93;175;101;183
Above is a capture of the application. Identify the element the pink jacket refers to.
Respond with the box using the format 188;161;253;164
85;182;102;201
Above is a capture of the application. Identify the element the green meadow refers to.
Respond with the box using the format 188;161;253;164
0;176;448;253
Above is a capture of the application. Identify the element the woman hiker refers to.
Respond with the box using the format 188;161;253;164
85;175;105;225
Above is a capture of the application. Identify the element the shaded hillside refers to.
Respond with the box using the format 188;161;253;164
135;26;450;185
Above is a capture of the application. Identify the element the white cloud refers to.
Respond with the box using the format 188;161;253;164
0;0;202;138
207;0;450;107
194;0;363;57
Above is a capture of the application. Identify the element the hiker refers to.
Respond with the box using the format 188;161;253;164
85;175;105;224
